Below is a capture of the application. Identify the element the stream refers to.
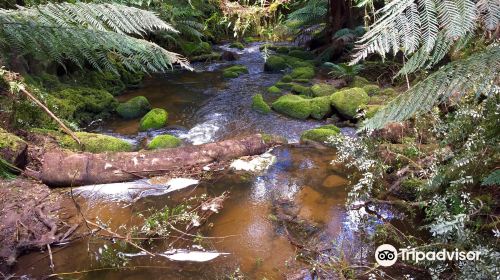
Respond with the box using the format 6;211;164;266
15;43;380;279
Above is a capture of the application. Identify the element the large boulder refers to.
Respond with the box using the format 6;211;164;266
139;108;168;131
147;134;182;150
309;96;332;120
330;87;369;119
300;125;340;144
116;96;151;119
264;56;287;72
222;65;249;78
0;128;28;167
251;94;271;114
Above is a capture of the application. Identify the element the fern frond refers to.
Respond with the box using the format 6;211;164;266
0;3;190;73
286;0;328;28
362;45;500;131
351;0;495;73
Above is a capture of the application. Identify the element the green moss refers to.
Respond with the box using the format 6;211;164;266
276;46;289;54
311;83;336;97
264;56;287;72
251;94;271;114
283;56;315;69
309;96;332;119
0;128;25;150
281;75;293;82
147;134;182;150
59;132;132;153
364;105;382;118
116;96;151;119
272;94;312;119
139;108;168;131
351;76;370;87
288;50;314;60
381;88;397;96
190;52;222;62
300;125;340;143
230;42;245;50
330;87;369;119
243;37;259;43
274;81;293;89
290;67;315;80
222;65;249;79
181;41;212;56
291;84;312;95
267;86;282;94
362;84;381;96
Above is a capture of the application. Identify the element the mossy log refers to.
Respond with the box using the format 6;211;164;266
40;134;283;187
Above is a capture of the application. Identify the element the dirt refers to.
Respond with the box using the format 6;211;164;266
0;178;78;273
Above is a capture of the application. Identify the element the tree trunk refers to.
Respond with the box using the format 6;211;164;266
40;134;283;187
329;0;353;35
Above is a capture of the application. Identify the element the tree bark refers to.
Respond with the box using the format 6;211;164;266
40;134;283;187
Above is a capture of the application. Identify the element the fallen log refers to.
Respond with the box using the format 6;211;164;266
41;134;282;187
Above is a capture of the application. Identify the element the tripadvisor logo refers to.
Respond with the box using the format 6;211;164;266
375;244;481;267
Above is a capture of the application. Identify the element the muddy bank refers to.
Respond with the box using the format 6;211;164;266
0;179;78;272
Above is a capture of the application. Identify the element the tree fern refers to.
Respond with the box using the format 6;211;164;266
362;45;500;131
0;2;190;73
351;0;499;73
286;0;328;28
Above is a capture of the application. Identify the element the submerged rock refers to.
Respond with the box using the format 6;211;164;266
147;134;182;150
330;87;369;119
251;94;271;114
300;125;340;144
322;174;348;188
116;96;151;119
139;108;168;131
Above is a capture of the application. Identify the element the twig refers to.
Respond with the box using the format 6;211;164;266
47;244;55;273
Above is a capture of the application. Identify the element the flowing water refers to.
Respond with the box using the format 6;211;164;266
15;43;379;279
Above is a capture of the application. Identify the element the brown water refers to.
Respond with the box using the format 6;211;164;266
14;43;378;279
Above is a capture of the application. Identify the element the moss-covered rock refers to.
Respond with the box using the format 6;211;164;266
0;128;27;167
116;96;151;119
362;84;381;96
243;37;259;43
300;125;341;143
311;83;337;97
191;52;222;62
281;75;293;82
267;86;282;94
290;66;315;80
272;95;331;120
230;42;245;50
381;88;397;96
50;87;118;124
276;46;289;54
291;84;312;95
181;41;212;56
223;65;249;78
274;81;293;89
351;76;370;87
288;50;314;60
264;56;287;72
330;87;369;119
60;132;132;153
139;108;168;131
272;94;312;119
147;134;182;150
251;94;271;114
284;56;315;69
309;96;332;119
